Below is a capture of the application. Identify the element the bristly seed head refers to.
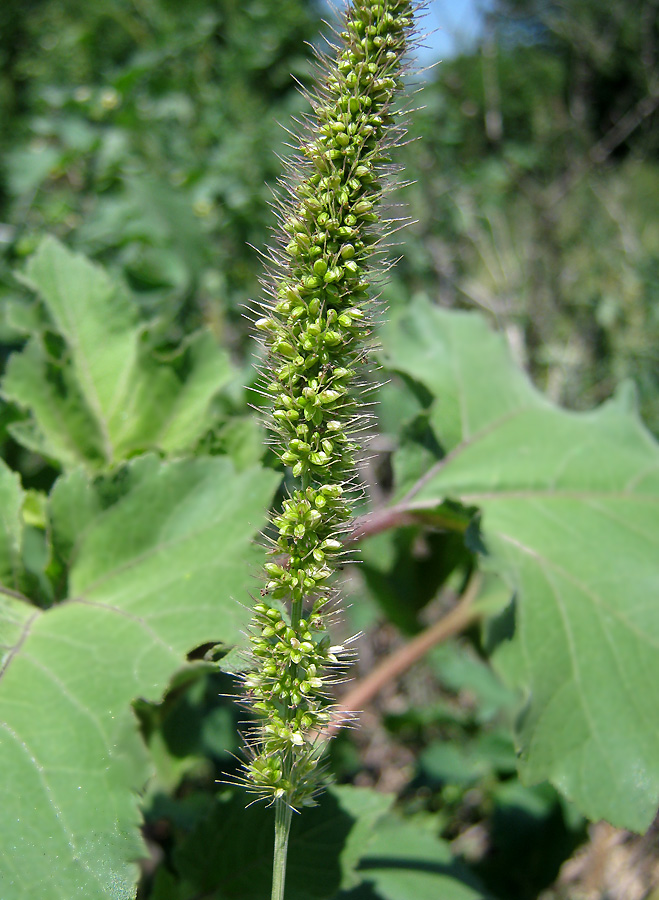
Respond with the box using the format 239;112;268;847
241;0;418;809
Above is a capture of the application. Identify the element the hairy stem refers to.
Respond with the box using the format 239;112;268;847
330;574;483;734
349;504;469;543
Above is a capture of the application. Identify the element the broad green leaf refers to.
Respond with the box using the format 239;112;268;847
102;333;232;460
3;338;108;468
47;467;105;570
21;235;142;462
335;788;396;892
383;298;541;453
382;297;659;831
0;460;26;591
0;595;34;670
172;785;484;900
174;786;392;900
354;818;488;900
2;238;233;469
0;456;279;900
156;333;233;454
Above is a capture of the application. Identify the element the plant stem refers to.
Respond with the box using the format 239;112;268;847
329;574;483;734
271;799;293;900
290;597;303;630
349;505;470;543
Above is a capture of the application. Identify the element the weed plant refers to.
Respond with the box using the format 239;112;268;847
238;1;420;895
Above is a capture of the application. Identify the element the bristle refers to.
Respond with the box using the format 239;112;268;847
238;0;421;810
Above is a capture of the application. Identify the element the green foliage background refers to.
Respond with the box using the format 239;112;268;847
0;1;658;899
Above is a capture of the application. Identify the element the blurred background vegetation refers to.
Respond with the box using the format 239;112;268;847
1;0;657;428
1;1;658;898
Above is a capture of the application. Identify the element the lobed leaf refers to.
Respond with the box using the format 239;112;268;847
354;817;489;900
173;786;390;900
0;456;279;900
2;238;233;470
382;297;659;832
0;460;27;592
171;785;486;900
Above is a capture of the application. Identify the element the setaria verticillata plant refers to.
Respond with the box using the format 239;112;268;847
238;1;421;894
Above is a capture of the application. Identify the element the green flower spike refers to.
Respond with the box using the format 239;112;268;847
242;0;420;812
